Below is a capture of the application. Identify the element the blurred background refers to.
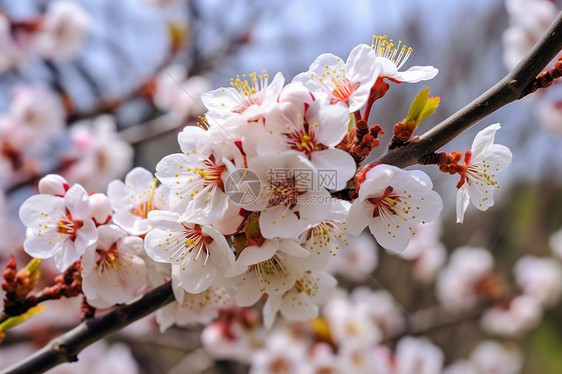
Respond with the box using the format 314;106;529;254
1;0;562;373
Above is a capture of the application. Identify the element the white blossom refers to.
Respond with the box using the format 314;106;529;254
263;270;336;328
436;247;494;311
456;123;512;223
37;0;91;60
81;225;147;308
63;115;134;192
370;35;438;83
514;255;562;307
19;184;98;271
201;71;284;121
347;164;442;252
480;294;542;337
108;167;168;235
293;43;380;111
144;210;234;294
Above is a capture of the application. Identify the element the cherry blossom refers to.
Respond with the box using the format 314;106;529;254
263;270;337;328
63;115;134;192
293;43;380;111
514;255;562;307
470;341;522;374
260;84;356;190
244;152;332;239
19;184;98;271
201;71;284;121
347;164;443;252
370;35;438;83
36;0;91;60
153;65;210;119
144;210;234;294
436;247;495;311
4;84;65;150
81;225;147;308
456;123;512;223
503;0;557;71
480;294;542;337
325;232;379;282
108;167;168;235
155;126;241;224
298;199;349;270
156;268;233;332
226;237;308;307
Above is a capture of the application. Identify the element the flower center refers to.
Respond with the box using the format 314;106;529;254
95;243;123;272
330;77;361;105
193;156;226;189
56;209;83;240
367;186;401;218
267;177;306;206
371;35;413;69
230;70;270;114
130;179;158;218
284;119;326;157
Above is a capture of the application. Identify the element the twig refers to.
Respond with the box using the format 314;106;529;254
0;282;174;374
375;11;562;169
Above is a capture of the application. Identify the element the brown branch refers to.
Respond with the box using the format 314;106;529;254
0;282;174;374
374;11;562;169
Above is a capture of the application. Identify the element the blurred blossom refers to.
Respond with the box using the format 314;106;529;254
153;65;210;119
249;330;308;374
393;336;444;374
62;115;134;192
480;294;542;337
324;289;383;348
436;247;495;310
36;0;91;61
395;220;447;284
5;84;65;150
202;318;265;363
0;13;29;72
349;287;405;337
503;0;557;71
537;98;562;135
514;255;562;307
325;232;378;282
470;340;522;374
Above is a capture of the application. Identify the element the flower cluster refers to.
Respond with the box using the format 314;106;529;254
16;36;513;332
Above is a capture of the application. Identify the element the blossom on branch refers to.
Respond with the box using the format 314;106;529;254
370;35;438;83
293;44;380;112
347;164;443;252
19;183;98;272
455;123;512;223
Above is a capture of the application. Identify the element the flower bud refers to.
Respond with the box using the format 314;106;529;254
38;174;69;196
89;193;112;225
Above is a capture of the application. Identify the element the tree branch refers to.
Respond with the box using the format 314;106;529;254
0;282;174;374
375;11;562;169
